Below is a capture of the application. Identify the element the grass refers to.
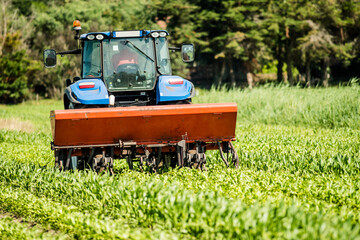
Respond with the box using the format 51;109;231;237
0;86;359;239
0;100;62;133
0;118;34;132
195;85;360;129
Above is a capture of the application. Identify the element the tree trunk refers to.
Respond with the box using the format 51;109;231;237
285;40;294;85
277;60;283;83
306;57;311;87
286;63;293;85
0;0;9;55
228;59;236;87
276;37;283;82
217;59;226;87
213;61;219;86
246;72;254;89
321;59;330;87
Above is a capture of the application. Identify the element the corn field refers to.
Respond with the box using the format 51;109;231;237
0;86;359;239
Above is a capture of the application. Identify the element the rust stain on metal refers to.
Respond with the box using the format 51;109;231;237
165;86;175;91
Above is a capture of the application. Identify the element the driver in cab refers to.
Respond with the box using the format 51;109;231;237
110;43;141;88
112;46;138;70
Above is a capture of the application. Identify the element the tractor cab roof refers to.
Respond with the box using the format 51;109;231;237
80;30;169;40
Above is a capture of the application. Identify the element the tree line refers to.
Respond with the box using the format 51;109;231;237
0;0;359;103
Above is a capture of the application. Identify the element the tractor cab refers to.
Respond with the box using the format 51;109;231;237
81;30;172;91
44;21;195;108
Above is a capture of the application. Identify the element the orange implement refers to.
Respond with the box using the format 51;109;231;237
50;103;237;148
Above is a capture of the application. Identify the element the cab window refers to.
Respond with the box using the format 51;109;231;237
82;40;101;78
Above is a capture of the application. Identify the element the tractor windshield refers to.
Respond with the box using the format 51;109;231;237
103;38;156;91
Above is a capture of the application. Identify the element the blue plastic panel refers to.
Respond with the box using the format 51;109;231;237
70;79;109;105
156;76;193;104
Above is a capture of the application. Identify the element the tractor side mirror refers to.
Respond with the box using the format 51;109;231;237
181;44;195;63
44;49;57;68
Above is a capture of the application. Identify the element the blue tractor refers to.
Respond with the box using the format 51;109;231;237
44;20;195;109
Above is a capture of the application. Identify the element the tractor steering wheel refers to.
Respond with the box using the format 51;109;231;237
112;64;141;88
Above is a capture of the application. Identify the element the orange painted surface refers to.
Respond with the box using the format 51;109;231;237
50;103;237;147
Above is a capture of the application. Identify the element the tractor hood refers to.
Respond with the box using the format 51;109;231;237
156;76;195;104
65;79;109;105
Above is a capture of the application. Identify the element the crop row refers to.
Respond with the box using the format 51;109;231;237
0;87;359;239
0;158;360;239
0;214;65;240
1;119;359;175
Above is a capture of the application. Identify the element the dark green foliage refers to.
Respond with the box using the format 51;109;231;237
0;51;29;103
1;0;360;99
0;33;30;103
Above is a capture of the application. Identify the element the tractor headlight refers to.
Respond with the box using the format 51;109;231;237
159;32;167;37
87;35;95;40
150;32;160;38
96;34;104;40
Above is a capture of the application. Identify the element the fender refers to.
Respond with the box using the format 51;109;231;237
156;76;195;104
65;79;109;105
